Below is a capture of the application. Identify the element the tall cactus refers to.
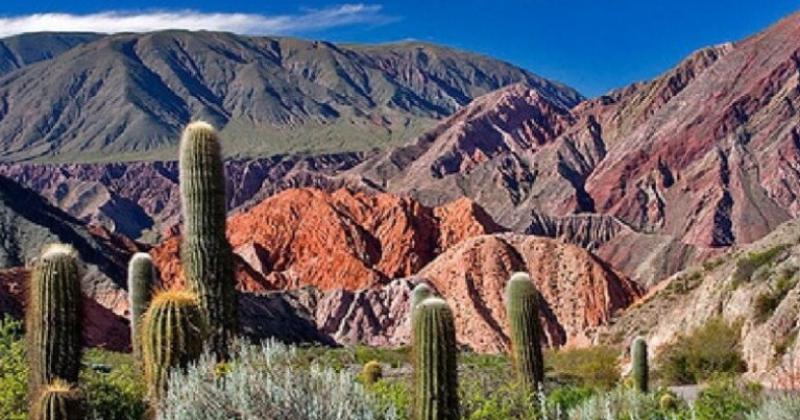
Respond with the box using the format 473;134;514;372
505;272;545;391
128;252;156;359
411;282;433;311
142;289;206;405
31;379;86;420
179;121;237;357
631;336;649;393
412;297;459;420
26;244;83;398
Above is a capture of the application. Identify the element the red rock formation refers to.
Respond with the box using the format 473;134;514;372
152;188;503;292
417;234;640;351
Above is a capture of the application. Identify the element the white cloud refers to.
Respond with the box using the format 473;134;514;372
0;4;391;38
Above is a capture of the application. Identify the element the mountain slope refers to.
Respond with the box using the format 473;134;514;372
356;11;800;285
0;32;100;76
0;31;581;162
602;217;800;385
0;175;142;319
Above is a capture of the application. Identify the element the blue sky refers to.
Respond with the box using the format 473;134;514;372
1;1;798;96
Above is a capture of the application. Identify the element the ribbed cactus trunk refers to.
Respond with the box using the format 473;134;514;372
26;244;83;399
631;336;649;393
31;380;86;420
179;121;237;358
142;289;206;405
505;272;545;392
128;252;156;359
412;297;459;420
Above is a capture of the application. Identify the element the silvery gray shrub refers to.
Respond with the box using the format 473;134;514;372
157;340;398;420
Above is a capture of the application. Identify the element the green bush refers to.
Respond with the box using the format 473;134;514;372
732;245;789;287
656;317;746;385
0;316;26;420
369;379;412;419
545;345;620;389
545;385;595;413
693;376;760;420
753;271;798;323
80;349;147;420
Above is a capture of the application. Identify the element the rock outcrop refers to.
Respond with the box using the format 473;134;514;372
602;217;800;385
152;188;503;291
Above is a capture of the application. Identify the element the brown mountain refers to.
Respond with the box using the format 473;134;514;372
0;30;581;162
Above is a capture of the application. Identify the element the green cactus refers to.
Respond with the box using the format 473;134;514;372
128;252;156;359
505;272;545;391
412;297;459;420
30;379;86;420
26;244;83;398
178;121;238;358
361;360;383;385
631;336;649;393
142;289;206;405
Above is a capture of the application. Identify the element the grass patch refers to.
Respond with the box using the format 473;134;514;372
545;345;621;389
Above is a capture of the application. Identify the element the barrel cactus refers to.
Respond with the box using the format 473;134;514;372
631;336;649;393
361;360;383;385
505;272;545;391
412;297;459;420
128;252;156;359
31;379;86;420
142;289;206;405
179;121;238;357
26;244;83;397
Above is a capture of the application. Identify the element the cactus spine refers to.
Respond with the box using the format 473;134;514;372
31;379;86;420
142;289;206;405
26;244;83;397
128;252;156;359
411;282;434;310
505;272;545;391
631;336;649;393
412;297;459;420
178;121;237;357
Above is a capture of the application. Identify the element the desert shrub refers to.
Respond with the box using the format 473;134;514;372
656;317;745;385
159;340;398;420
754;270;798;323
732;245;789;287
567;387;680;419
746;394;800;419
0;316;27;420
666;271;703;295
693;376;760;420
546;345;620;389
295;345;409;371
460;380;539;420
369;379;412;419
546;385;595;413
80;349;147;419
